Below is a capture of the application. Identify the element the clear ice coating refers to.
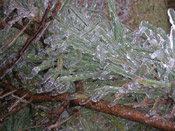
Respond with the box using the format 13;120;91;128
2;2;175;130
168;8;175;49
170;26;175;49
150;50;164;59
168;8;175;30
6;0;175;103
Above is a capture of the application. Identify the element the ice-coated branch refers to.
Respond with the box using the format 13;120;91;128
0;82;175;131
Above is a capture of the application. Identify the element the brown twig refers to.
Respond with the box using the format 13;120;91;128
52;0;62;18
0;1;53;79
74;80;83;92
46;0;62;22
57;100;70;118
50;100;70;124
0;8;17;29
48;115;73;130
18;124;46;131
13;23;34;36
0;88;18;99
8;20;32;47
0;101;30;122
12;23;45;45
9;93;30;111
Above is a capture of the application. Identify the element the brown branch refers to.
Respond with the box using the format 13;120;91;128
0;101;30;122
13;23;34;36
48;100;70;124
0;82;175;131
46;0;62;22
57;100;70;117
74;80;83;92
48;115;73;130
73;99;175;131
52;0;62;19
0;1;53;79
12;23;45;45
0;8;17;29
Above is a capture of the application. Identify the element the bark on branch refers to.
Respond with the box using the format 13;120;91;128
0;0;61;78
0;82;175;131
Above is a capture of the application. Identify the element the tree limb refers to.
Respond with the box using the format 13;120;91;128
0;82;175;131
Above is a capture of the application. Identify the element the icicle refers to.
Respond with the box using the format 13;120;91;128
79;98;91;105
90;88;105;102
168;8;175;30
42;69;54;84
95;45;108;63
43;79;55;92
169;26;175;49
55;81;70;94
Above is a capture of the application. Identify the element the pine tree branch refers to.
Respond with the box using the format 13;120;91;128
0;82;175;131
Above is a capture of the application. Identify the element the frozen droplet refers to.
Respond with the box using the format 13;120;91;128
169;26;175;49
44;0;56;9
42;69;54;84
169;58;175;68
147;110;159;117
43;79;55;92
32;67;40;75
149;39;158;45
168;8;175;30
150;50;164;59
90;87;105;102
54;81;70;94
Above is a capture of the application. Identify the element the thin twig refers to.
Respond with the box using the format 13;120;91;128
48;115;73;130
0;30;16;50
13;22;45;45
46;0;62;22
18;125;47;131
35;20;51;42
29;0;40;23
51;100;70;124
12;94;29;103
8;14;25;25
152;96;160;111
74;80;83;92
18;124;46;131
8;20;32;47
9;94;29;111
12;1;36;22
0;9;17;29
170;104;175;116
0;1;53;79
0;89;18;99
0;101;30;122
